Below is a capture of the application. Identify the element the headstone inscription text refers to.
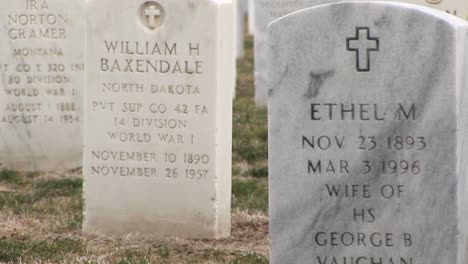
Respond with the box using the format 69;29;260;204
83;0;233;238
254;0;468;107
0;0;84;170
268;2;468;263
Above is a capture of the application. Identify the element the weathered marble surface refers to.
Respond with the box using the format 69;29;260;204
268;2;468;263
255;0;468;107
0;0;84;171
83;0;233;239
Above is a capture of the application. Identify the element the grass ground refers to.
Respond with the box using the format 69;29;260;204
0;34;270;263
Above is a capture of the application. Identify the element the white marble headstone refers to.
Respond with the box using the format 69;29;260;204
83;0;233;239
248;0;255;35
268;2;468;263
0;0;84;171
254;0;468;107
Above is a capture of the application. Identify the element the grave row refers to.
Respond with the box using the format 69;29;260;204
2;0;468;263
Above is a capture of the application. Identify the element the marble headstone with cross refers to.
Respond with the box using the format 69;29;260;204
0;0;84;171
268;2;468;263
254;0;468;107
83;0;234;238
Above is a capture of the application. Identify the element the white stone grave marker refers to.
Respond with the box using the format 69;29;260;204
83;0;234;239
268;2;468;263
0;0;84;171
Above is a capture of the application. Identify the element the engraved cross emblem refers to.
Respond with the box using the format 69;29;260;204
346;27;379;72
144;5;161;29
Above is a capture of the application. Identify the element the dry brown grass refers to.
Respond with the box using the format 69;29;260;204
0;169;269;263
